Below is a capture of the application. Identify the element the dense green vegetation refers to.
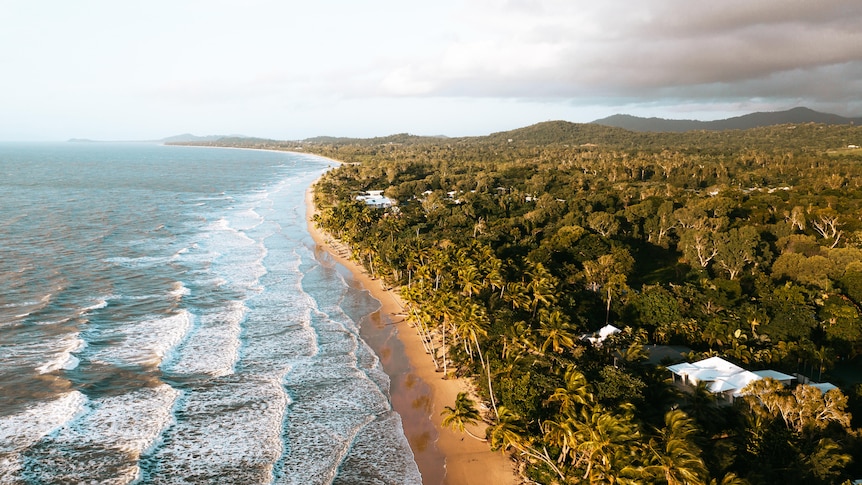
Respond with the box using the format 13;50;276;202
189;122;862;484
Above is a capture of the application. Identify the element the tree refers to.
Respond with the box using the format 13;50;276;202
679;229;719;269
811;212;844;248
771;253;834;289
526;262;558;317
488;406;566;480
640;410;708;485
546;366;594;415
574;404;639;483
536;309;577;354
645;200;677;247
742;379;852;434
453;302;498;418
587;211;620;238
759;283;817;341
581;248;633;325
715;227;760;280
441;392;487;441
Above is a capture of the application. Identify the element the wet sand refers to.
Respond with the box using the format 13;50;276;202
305;182;519;485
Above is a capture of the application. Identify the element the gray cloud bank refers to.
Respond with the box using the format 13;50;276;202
379;0;862;115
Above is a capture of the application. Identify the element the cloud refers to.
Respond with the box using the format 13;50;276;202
373;0;862;113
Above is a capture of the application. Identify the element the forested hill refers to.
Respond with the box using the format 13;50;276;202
593;106;862;133
185;122;862;484
485;120;635;146
303;133;448;145
172;118;862;153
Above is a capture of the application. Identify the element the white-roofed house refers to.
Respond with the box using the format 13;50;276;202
808;382;838;393
356;190;394;209
667;356;794;403
581;324;621;347
752;369;794;387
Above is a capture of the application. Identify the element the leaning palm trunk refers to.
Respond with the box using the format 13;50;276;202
472;333;498;419
516;444;566;481
441;320;448;377
411;307;439;369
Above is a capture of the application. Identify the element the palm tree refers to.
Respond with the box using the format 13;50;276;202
501;320;536;362
488;406;566;481
478;250;505;299
681;382;723;434
503;281;531;311
546;366;594;416
542;416;578;466
575;405;639;483
620;341;649;365
709;472;749;485
431;291;457;377
457;261;482;298
641;410;708;485
526;262;558;317
441;392;486;441
453;302;498;418
537;309;577;354
488;406;527;453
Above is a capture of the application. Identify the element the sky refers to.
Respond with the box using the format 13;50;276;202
2;0;861;141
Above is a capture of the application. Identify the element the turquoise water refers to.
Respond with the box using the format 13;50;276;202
0;143;420;484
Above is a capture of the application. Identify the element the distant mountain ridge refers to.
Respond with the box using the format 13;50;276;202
592;107;862;132
161;133;247;143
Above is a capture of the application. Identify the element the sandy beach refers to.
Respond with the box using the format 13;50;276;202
305;182;520;485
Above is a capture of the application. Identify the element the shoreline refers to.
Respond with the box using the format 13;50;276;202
305;180;519;485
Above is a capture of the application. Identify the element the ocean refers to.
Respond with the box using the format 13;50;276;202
0;143;421;484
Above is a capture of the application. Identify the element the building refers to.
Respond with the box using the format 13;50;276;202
668;356;794;403
581;324;621;347
356;190;394;209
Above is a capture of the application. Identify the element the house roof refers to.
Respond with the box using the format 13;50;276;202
752;370;794;382
598;324;621;339
713;370;762;396
666;362;699;374
808;382;838;393
668;356;792;397
580;324;621;346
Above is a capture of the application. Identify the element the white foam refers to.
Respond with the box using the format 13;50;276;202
36;333;85;374
167;281;189;300
329;411;422;485
80;298;109;314
147;375;288;484
230;208;264;231
89;310;193;368
239;291;317;375
103;256;172;269
2;292;54;322
16;384;180;484
277;364;391;485
197;216;268;293
167;302;244;377
33;317;72;326
170;246;190;260
0;391;88;479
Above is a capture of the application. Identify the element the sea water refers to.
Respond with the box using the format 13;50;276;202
0;143;421;484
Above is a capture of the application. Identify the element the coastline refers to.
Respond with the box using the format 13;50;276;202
304;180;519;485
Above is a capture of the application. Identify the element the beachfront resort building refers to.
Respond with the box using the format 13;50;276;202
356;190;394;209
668;356;794;403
